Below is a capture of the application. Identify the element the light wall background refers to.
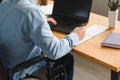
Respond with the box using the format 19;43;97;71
91;0;120;20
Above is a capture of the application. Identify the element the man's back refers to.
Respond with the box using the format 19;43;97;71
0;0;42;68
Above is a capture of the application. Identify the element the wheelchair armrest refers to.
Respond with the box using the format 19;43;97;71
12;56;53;72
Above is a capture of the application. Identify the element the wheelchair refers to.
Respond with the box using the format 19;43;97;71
0;48;67;80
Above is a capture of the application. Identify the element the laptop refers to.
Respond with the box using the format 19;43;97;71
50;0;93;33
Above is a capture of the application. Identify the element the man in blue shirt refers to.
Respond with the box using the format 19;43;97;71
0;0;86;80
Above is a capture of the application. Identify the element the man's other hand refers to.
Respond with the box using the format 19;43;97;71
47;18;57;25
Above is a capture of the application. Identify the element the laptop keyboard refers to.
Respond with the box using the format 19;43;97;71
50;16;83;33
51;23;82;33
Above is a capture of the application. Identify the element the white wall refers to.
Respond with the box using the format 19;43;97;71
91;0;120;20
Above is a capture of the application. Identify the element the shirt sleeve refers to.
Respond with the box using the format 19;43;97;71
25;7;79;60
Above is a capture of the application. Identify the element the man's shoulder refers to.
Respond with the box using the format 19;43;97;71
17;4;42;15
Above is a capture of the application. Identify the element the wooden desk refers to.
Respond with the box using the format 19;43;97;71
52;13;120;80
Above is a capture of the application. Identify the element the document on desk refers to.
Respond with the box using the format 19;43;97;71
75;24;109;45
40;4;53;15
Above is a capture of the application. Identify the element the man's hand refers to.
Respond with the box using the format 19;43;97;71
72;26;86;40
47;18;57;25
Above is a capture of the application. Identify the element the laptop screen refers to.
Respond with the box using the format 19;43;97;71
52;0;93;22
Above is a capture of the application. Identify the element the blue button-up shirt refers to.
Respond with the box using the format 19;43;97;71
0;0;79;79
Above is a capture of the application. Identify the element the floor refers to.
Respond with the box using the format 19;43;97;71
73;52;110;80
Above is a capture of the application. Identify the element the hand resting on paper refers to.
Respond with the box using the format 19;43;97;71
72;26;86;40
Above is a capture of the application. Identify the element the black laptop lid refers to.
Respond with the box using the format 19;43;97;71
52;0;93;23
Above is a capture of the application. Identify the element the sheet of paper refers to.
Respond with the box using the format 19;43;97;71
40;4;54;15
75;24;109;45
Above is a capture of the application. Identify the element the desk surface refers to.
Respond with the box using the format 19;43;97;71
52;12;120;72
